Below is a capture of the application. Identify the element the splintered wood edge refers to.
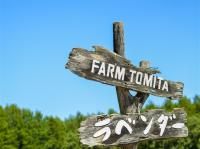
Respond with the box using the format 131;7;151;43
65;46;184;99
78;108;188;147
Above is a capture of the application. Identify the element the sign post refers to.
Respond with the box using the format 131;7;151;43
65;22;188;149
113;22;145;149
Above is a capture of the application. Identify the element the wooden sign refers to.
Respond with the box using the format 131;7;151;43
66;46;183;99
65;22;187;149
79;108;188;147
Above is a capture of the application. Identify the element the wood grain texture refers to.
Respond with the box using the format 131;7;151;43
113;22;132;115
79;108;188;147
113;22;149;115
66;46;183;99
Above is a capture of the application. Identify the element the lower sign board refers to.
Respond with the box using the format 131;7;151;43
79;108;188;147
66;46;183;99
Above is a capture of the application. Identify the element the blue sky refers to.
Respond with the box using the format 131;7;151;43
0;0;199;119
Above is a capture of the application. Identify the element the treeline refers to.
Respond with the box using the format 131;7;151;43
0;96;200;149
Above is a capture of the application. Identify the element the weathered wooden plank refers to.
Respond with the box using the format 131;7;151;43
66;46;183;98
78;108;188;147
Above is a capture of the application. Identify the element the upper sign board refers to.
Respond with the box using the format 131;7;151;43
66;46;183;98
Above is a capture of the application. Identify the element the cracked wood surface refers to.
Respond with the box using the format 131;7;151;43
79;108;188;147
66;46;183;99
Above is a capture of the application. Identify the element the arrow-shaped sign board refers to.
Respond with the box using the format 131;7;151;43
79;108;188;147
66;46;183;99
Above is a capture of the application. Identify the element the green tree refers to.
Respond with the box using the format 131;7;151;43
0;95;199;149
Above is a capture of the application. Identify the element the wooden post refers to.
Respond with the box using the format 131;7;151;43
113;22;136;149
113;22;150;149
113;22;132;115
